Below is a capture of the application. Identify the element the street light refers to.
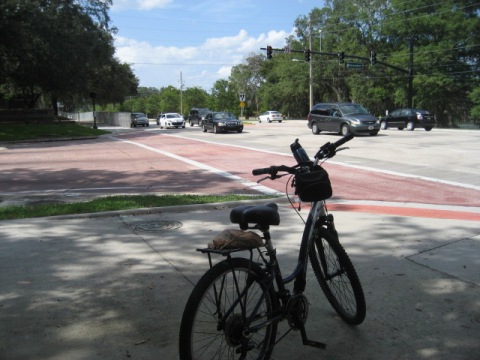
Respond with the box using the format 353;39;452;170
319;29;322;52
90;92;97;129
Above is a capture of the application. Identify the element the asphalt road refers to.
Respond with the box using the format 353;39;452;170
0;121;479;210
1;121;479;360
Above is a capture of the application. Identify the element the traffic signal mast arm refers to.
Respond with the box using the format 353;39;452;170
261;47;410;74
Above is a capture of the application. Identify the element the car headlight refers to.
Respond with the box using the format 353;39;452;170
217;122;225;126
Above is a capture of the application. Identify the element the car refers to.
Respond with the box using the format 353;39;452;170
258;111;283;123
201;112;243;133
130;112;150;127
307;102;380;136
158;113;186;129
380;108;436;131
188;108;211;126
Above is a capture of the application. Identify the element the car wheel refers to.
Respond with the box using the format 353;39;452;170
380;120;388;130
237;128;243;133
407;121;415;131
279;120;282;123
214;125;220;134
267;118;271;123
397;127;404;130
341;124;350;136
202;125;207;133
425;127;432;131
369;131;379;136
311;122;320;135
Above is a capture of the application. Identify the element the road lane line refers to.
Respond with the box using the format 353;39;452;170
115;137;282;196
161;133;480;192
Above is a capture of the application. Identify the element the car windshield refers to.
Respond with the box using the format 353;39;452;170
414;109;430;115
214;112;236;120
167;114;181;118
198;109;210;116
271;111;281;115
339;104;369;115
134;113;146;117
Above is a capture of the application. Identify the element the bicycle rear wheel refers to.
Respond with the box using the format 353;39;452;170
179;257;278;360
309;225;366;325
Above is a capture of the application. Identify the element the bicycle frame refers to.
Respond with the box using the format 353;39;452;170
267;201;325;295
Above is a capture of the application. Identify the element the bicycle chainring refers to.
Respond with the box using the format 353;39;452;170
286;294;309;331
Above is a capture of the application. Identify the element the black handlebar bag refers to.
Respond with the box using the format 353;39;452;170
294;167;332;202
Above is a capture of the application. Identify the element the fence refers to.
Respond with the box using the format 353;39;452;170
59;111;132;127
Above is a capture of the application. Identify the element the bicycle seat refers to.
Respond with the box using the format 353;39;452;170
230;203;280;228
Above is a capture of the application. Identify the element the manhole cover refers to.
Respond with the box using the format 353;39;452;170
133;220;183;232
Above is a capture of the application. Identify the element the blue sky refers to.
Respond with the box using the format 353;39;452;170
110;0;322;91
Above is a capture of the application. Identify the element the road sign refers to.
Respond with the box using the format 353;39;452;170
239;94;246;101
346;62;364;69
240;101;245;108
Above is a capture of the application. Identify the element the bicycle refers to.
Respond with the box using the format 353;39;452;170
179;134;366;359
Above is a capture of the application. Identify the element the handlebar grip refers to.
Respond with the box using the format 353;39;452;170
252;167;272;176
332;133;354;148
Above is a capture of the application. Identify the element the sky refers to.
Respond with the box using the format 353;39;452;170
109;0;323;91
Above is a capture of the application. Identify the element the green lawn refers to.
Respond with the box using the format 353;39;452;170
0;123;109;142
0;194;278;220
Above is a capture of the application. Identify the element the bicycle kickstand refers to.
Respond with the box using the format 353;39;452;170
299;322;326;349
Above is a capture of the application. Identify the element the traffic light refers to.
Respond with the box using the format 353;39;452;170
266;46;272;59
304;49;311;62
370;50;377;65
338;51;345;64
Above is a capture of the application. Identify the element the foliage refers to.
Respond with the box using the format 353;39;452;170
0;0;138;112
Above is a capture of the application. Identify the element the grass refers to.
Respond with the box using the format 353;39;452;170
0;194;279;220
0;123;109;142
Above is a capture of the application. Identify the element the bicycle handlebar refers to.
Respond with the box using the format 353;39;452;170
251;134;354;177
251;165;296;176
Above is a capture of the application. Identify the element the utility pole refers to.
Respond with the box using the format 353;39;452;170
179;72;184;115
309;18;313;110
407;36;415;108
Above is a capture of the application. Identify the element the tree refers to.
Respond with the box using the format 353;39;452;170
210;79;237;113
230;54;265;115
183;87;211;112
0;0;138;113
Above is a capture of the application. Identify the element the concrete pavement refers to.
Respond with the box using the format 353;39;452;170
1;201;479;360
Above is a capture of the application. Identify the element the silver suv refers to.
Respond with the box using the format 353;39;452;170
307;103;380;136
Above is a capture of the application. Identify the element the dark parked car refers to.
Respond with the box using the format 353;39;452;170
380;108;435;131
130;112;149;127
201;112;243;133
188;108;210;126
307;103;380;136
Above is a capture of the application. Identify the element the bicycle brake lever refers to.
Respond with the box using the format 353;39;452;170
257;176;270;183
336;146;349;153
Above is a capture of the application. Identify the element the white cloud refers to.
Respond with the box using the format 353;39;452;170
114;28;296;90
111;0;172;11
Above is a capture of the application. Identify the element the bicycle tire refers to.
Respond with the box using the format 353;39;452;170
309;225;366;325
179;257;278;360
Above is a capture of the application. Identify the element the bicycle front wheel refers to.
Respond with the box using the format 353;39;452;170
309;226;366;325
179;257;278;360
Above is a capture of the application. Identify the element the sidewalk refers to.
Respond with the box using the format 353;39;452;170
1;202;479;360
